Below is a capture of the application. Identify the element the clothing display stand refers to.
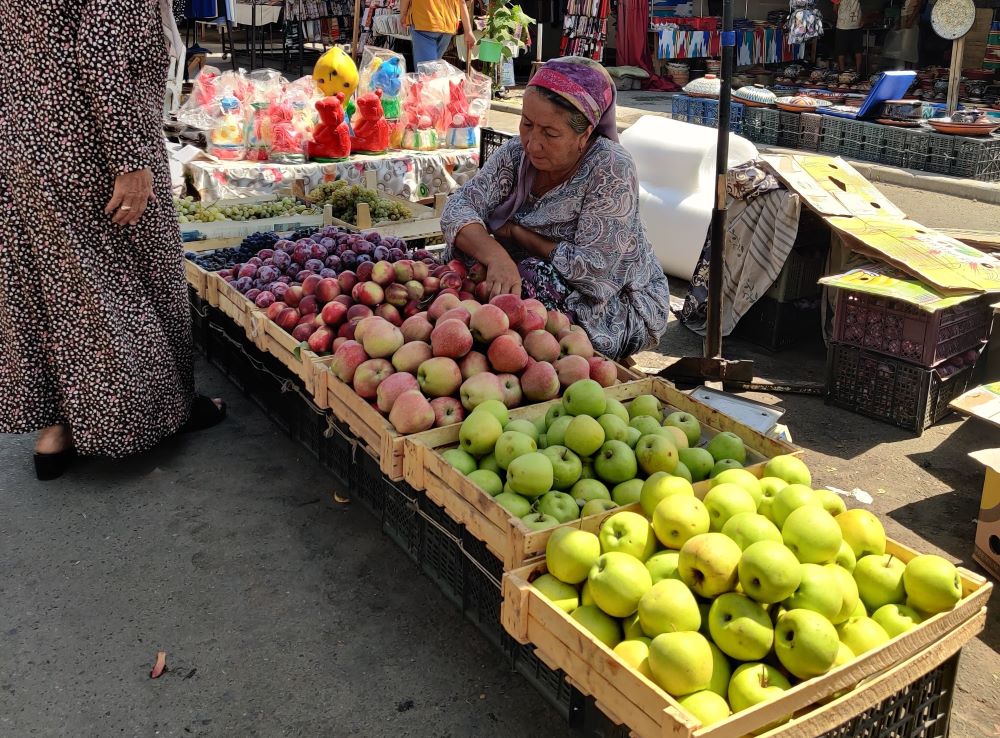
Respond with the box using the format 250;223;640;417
560;0;611;60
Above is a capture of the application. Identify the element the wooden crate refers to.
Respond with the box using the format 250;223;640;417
402;377;798;569
315;358;642;482
501;540;991;738
211;272;255;330
246;311;323;397
183;259;214;301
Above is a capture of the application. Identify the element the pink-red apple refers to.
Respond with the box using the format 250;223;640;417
330;340;368;384
470;304;510;344
352;358;394;399
362;320;404;359
488;334;529;373
459;372;505;411
523;330;561;362
417;357;464;397
459;350;490;379
490;294;526;329
301;274;323;296
376;372;420;414
431;319;473;358
392;340;433;374
560;332;594;359
498;373;523;408
371;260;396;286
388;390;435;433
521;361;561;401
307;326;334;353
438;307;471;326
589;357;618;387
401;314;434;343
430;396;465;427
384;283;410;307
346;304;373;322
428;293;461;322
320;300;348;327
555;354;591;387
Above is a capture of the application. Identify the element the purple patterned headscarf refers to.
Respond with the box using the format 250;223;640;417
487;56;618;232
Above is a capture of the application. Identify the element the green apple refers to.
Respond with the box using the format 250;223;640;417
613;639;654;681
544;403;567;428
672;462;693;483
597;413;630;443
494;491;532;518
562;378;607;418
638;578;701;636
664;411;701;447
837;616;890;656
739;540;802;604
533;414;548;436
441;448;477;475
763;454;812;486
640;472;694;518
652;494;710;550
579;458;595;480
494;431;537;470
712;469;763;507
545;415;573;447
783;563;843;620
478;453;502;475
903;554;962;614
600;511;658;560
835;509;887;558
709;592;774;661
474;399;509;427
727;662;791;713
771;484;818;528
871;603;923;637
531;572;579;613
677;690;730;727
706;431;746;464
594;440;638;484
458;411;504;457
624;426;642;448
564;415;605;458
612;479;644;506
774;608;839;679
703;483;757;533
582;499;618;517
629;415;662;437
581;579;596;607
678;447;715;482
468;469;503;496
698;600;712;636
834;540;857;572
645;550;681;584
541;445;583;490
659;425;689;450
621;612;643;640
507;452;554;499
849;599;867;620
853;554;906;612
815;488;847;517
504;418;539;441
833;641;855;668
678;532;742;598
825;563;860;625
588;552;653;617
782;505;843;564
628;394;663;422
648;631;712;697
603;396;629;423
706;642;732;697
538;491;582;523
757;476;789;521
722;512;782;550
537;434;548;450
635;434;679;475
521;512;559;531
546;527;601;584
571;478;612;508
710;459;743;478
570;605;622;649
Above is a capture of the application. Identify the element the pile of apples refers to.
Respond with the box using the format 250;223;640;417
326;293;620;434
442;379;750;526
531;456;964;729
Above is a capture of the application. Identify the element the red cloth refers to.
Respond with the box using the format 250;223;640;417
615;0;678;91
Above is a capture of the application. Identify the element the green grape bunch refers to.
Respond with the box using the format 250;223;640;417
173;196;319;224
305;180;412;225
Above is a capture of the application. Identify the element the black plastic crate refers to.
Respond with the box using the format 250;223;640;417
419;496;465;607
880;126;914;167
800;112;822;151
670;94;690;122
189;288;210;353
352;446;388;519
204;309;258;394
505;640;584;726
479;127;514;168
742;106;779;145
777;110;804;147
317;414;356;494
382;477;422;563
952;135;1000;181
923;133;958;175
461;531;505;647
766;246;829;302
826;342;976;433
819;116;848;155
733;296;821;351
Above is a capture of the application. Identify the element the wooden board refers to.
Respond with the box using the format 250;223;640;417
183;259;213;300
246;311;323;397
212;272;254;330
501;543;991;738
402;377;799;569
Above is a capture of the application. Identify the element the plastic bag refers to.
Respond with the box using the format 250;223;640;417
206;91;246;160
399;73;443;151
358;46;407;121
412;60;491;149
270;76;323;164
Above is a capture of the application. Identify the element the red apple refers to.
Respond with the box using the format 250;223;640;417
376;372;420;414
276;307;301;331
490;294;526;329
388;390;435;433
438;307;472;326
589;356;618;387
411;261;430;281
468;263;487;283
321;300;348;327
430;396;465;427
488;334;529;373
298;295;319;316
352;358;394;399
347;304;373;321
459;350;490;380
330;340;369;384
555;354;591;387
356;261;375;282
307;326;335;353
431;319;473;359
446;260;468;279
301;274;323;297
371;260;396;286
393;260;415;283
292;322;317;342
404;280;425;302
422;276;440;293
337;271;358;293
315;278;341;303
384;283;410;308
521;361;560;401
401;313;434;343
497;373;523;409
283;285;303;308
440;272;463;292
428;293;462;322
375;303;402;326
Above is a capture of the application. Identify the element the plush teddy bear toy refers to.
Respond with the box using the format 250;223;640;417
350;90;391;154
308;93;351;161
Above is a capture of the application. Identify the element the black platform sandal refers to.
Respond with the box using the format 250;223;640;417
34;447;77;481
178;394;227;434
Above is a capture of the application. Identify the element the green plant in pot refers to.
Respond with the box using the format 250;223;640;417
479;2;534;93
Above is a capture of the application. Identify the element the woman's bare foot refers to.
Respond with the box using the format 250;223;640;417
35;424;73;455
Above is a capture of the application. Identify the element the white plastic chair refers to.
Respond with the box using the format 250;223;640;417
161;0;186;115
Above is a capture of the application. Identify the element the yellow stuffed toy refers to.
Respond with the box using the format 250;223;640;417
313;47;359;99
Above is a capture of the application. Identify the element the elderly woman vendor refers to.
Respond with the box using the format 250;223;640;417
440;57;671;361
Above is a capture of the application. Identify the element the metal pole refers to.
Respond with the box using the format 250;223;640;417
705;0;733;360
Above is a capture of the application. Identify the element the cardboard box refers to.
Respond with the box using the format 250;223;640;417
971;449;1000;581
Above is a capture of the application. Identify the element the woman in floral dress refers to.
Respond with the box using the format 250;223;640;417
440;57;671;360
0;0;223;479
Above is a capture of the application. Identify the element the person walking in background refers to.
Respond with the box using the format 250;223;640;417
0;0;225;480
833;0;864;72
400;0;476;65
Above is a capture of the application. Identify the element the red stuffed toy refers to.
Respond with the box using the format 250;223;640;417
308;93;351;161
350;90;391;154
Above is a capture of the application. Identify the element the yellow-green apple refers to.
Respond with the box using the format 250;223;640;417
537;491;581;523
706;642;732;697
727;662;791;713
494;491;531;518
706;432;746;464
468;469;503;496
582;499;618;517
546;416;573;447
559;331;594;359
546;528;601;584
459;373;506;411
562;378;607;418
712;469;763;507
589;357;618;387
782;506;843;564
833;641;854;668
494;430;537;470
521;360;561;401
678;447;715;482
521;512;559;531
391;340;432;374
478;453;501;475
903;555;962;614
664;412;701;446
497;373;523;408
507;452;554;499
603;397;629;423
376;371;420;414
739;540;802;604
458;350;489;379
613;639;654;680
541;445;582;490
630;415;662;437
600;510;657;560
504;418;538;440
871;603;923;637
352;358;394;399
588;552;654;617
679;532;742;598
458;410;503;457
704;484;758;533
628;395;664;422
580;579;596;607
361;322;402;362
490;294;526;329
757;477;788;521
763;454;812;486
469;303;509;343
645;550;681;584
545;309;572;335
441;448;477;474
612;479;644;505
624;427;642;448
836;509;887;558
555;355;591;389
774;609;839;679
652;494;710;549
771;484;818;528
416;356;462;397
488;334;530;373
722;512;782;550
564;415;606;457
570;605;621;649
400;313;434;343
594;441;638;485
571;478;612;508
648;632;713;697
825;563;860;625
834;540;857;572
430;318;473;358
678;690;731;727
523;329;561;363
853;554;906;611
622;612;643;639
784;563;843;620
815;489;847;517
837;616;890;656
660;425;689;449
709;592;774;661
849;600;867;620
598;414;630;443
636;434;679;475
710;459;743;477
640;472;694;518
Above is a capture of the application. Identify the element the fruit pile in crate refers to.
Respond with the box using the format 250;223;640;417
502;451;991;737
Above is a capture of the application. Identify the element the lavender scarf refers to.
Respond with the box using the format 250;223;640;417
487;57;619;232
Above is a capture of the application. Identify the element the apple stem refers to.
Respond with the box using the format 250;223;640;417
759;665;768;688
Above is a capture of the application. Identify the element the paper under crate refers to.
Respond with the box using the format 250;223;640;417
402;377;798;569
971;449;1000;581
501;540;990;738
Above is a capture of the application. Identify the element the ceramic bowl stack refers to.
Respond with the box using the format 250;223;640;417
876;99;924;127
733;84;777;107
928;109;1000;135
683;73;722;99
775;95;833;113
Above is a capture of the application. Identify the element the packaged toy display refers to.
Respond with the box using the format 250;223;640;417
308;93;352;161
350;90;392;154
313;46;360;99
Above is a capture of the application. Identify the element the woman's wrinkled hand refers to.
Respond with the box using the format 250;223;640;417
484;249;522;299
105;168;155;226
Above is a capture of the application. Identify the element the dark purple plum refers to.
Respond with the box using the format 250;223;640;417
271;250;291;269
296;270;314;282
340;250;357;267
356;254;372;264
388;248;405;261
247;257;263;267
324;255;342;271
354;241;373;256
235;276;253;293
257;248;274;261
412;249;433;261
372;245;390;261
275;239;294;252
277;275;292;284
238;264;258;279
319;268;337;279
255;291;275;308
257;265;279;284
364;232;382;244
245;288;261;302
309;243;328;260
272;283;290;298
304;258;324;273
292;242;311;265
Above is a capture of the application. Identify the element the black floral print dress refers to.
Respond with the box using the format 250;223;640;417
0;0;195;457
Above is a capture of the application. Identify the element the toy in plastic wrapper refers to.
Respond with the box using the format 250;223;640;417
208;93;246;160
400;76;443;151
360;47;406;121
244;69;286;161
270;76;323;164
350;90;391;154
313;46;359;99
445;79;482;149
309;93;352;161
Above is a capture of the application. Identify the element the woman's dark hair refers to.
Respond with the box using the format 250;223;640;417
529;86;592;135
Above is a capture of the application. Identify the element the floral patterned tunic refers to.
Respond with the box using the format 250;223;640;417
0;0;194;457
441;136;671;359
